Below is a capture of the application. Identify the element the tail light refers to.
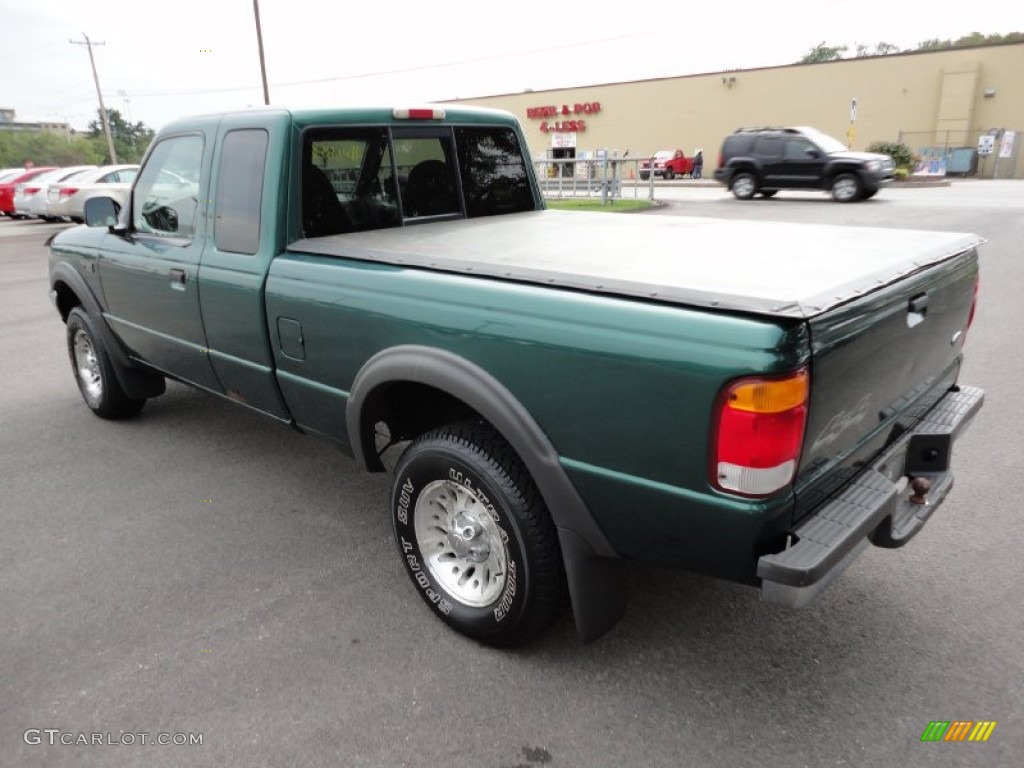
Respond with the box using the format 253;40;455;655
711;369;809;496
58;187;78;198
717;152;724;168
967;275;979;332
393;107;445;120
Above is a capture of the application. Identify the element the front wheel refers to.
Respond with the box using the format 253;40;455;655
66;307;146;419
731;172;757;200
391;421;567;646
831;173;861;202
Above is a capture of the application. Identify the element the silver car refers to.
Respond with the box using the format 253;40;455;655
14;166;98;220
47;164;139;222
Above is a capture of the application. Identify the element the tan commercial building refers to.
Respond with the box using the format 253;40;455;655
451;41;1024;179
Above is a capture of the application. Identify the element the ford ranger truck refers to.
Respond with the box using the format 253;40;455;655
48;105;984;646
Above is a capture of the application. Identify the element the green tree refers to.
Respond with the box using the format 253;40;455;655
87;108;155;163
801;32;1021;63
917;31;1024;50
0;130;105;168
855;42;900;57
800;42;848;63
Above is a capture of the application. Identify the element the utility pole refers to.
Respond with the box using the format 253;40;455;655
70;33;118;164
252;0;271;105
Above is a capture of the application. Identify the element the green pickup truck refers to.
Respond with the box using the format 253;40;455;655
48;105;984;646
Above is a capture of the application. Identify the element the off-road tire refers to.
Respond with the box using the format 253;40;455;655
391;420;567;646
66;307;146;419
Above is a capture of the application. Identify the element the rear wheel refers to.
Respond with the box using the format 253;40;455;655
830;173;861;202
66;307;146;419
664;168;675;181
391;421;566;646
639;172;650;181
732;172;757;200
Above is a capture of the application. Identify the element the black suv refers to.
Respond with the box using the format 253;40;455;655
713;126;895;202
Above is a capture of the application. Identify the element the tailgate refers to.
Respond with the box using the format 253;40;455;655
793;246;979;522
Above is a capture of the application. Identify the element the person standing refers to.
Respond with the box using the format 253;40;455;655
692;150;704;180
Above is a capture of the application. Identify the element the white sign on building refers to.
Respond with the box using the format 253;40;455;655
551;133;577;149
998;131;1016;158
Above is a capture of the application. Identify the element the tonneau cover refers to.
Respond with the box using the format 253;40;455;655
288;210;983;319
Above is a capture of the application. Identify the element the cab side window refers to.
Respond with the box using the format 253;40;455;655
133;135;203;238
215;129;268;254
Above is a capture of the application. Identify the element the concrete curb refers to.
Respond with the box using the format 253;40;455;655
888;179;951;188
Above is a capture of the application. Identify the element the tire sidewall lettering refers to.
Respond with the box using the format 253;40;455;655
392;449;527;636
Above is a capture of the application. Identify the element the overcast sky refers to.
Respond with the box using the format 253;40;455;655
2;0;1023;132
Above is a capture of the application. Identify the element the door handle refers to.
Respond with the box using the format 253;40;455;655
169;268;187;285
909;293;928;313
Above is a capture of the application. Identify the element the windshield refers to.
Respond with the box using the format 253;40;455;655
799;127;848;154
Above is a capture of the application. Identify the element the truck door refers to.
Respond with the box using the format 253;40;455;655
97;124;222;392
195;112;291;420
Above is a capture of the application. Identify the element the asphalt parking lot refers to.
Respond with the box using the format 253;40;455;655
2;182;1022;767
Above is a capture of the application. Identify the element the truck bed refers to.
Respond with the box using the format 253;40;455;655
289;210;983;318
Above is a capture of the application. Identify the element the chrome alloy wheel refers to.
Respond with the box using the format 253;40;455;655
413;479;509;607
72;329;103;400
832;176;859;201
732;175;756;198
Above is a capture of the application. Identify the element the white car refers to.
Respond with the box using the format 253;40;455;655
47;164;139;222
14;166;98;220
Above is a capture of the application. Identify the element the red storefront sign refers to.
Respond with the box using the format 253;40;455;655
526;102;601;131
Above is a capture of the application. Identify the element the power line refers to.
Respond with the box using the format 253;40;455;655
70;33;118;163
122;32;643;99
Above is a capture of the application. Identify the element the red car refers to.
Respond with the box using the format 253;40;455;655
639;150;693;180
0;167;58;216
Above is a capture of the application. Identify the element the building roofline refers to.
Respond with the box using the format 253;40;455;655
444;39;1024;101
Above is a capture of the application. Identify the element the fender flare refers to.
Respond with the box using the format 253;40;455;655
50;261;165;400
347;345;627;642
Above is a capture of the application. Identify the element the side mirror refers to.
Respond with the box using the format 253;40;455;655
805;149;821;159
84;196;121;228
142;202;179;232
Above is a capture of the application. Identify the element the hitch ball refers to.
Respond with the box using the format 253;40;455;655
908;477;931;505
